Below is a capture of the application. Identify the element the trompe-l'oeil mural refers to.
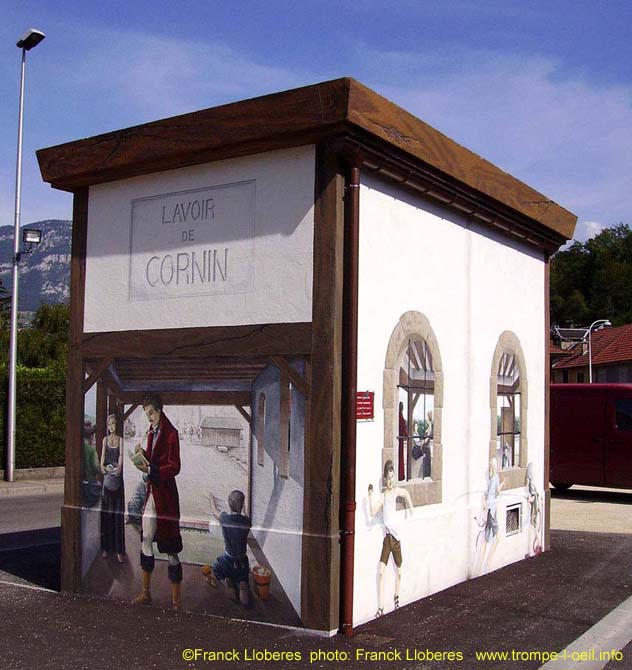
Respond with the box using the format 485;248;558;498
81;356;307;627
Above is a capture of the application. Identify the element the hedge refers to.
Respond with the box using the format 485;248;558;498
0;366;66;469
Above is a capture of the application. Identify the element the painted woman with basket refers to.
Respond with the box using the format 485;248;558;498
100;414;125;563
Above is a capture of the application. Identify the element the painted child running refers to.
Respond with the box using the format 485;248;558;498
368;459;413;617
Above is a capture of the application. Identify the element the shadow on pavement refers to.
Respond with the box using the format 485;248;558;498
551;486;632;504
0;527;60;591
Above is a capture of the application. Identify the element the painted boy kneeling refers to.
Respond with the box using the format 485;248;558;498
207;489;251;606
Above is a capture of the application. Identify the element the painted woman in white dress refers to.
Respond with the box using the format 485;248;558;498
526;462;542;556
474;457;505;575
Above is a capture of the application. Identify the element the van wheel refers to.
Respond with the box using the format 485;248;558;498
551;482;572;491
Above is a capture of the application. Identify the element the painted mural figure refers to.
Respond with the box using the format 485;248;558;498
126;479;147;532
421;410;433;479
398;402;407;480
205;489;251;606
526;462;542;556
368;460;413;618
502;442;510;469
100;414;125;563
131;394;183;610
475;457;506;575
82;420;100;507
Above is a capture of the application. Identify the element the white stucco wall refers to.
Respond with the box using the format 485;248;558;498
84;146;315;332
354;174;546;625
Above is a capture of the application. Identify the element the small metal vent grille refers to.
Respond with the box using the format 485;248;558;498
506;503;521;536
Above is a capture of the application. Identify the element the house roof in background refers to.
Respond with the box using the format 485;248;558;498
550;342;574;357
200;417;243;430
553;327;588;341
37;78;576;246
553;324;632;369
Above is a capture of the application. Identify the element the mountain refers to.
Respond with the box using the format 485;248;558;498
0;219;71;311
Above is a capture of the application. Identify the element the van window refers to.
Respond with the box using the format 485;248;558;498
615;399;632;432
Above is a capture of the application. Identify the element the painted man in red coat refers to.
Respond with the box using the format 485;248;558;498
132;393;183;609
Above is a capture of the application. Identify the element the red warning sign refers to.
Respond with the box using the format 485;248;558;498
356;391;375;420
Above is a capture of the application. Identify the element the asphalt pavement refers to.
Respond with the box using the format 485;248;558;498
1;482;632;670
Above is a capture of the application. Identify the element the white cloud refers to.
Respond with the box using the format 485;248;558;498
579;220;607;242
70;28;307;122
1;25;310;227
355;45;632;242
5;30;632;241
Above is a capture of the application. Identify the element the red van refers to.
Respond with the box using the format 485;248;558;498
550;383;632;490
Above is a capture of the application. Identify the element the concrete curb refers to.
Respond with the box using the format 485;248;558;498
0;480;64;497
0;467;64;497
0;466;64;481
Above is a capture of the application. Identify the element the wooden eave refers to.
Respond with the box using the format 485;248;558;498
37;77;576;247
83;355;290;406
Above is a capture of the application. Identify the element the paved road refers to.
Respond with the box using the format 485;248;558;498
0;491;63;533
551;485;632;534
1;484;632;669
0;491;62;591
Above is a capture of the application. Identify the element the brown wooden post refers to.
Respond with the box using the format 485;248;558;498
114;398;124;438
278;371;290;478
95;380;108;460
61;187;88;593
301;142;344;631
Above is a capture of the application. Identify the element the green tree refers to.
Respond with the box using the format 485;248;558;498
551;223;632;326
0;279;10;331
0;302;69;370
18;303;69;370
0;302;69;468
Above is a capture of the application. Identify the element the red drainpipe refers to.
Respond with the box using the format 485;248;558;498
340;159;361;636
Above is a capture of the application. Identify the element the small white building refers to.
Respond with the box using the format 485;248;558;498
200;416;243;450
38;78;576;634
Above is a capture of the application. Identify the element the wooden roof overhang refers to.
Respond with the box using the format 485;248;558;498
85;354;310;407
85;356;262;406
37;77;576;253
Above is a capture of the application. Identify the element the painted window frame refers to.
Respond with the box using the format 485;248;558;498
256;392;266;466
397;338;435;482
489;331;528;490
383;311;443;507
279;373;290;478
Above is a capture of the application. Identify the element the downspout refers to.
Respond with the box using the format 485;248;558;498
340;158;361;636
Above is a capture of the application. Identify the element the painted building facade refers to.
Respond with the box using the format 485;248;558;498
38;78;576;634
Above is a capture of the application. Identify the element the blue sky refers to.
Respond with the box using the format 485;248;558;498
1;1;631;242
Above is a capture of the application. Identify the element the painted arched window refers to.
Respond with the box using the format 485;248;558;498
490;331;528;489
397;338;435;481
384;311;443;506
496;352;520;469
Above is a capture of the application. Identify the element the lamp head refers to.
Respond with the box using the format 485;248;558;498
22;228;41;245
16;28;45;51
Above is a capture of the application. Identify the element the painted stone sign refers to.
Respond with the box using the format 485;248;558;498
129;180;255;301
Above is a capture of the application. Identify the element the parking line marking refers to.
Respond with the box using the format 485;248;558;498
539;594;632;670
0;579;56;593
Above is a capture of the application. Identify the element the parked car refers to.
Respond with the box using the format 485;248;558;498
550;383;632;490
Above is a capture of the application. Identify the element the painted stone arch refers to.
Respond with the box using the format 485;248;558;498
383;311;444;506
489;331;528;490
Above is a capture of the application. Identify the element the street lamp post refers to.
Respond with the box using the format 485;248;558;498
6;28;45;483
586;319;612;383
